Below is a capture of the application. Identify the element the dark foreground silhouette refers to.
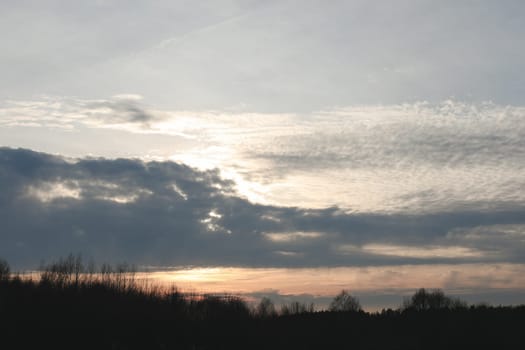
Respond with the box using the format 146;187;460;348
1;256;524;349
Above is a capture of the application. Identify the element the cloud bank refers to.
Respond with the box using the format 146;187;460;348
1;147;524;270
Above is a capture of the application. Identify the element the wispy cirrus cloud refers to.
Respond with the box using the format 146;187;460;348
3;1;524;111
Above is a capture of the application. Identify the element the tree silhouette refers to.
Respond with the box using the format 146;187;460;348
402;288;466;311
0;258;9;281
280;301;315;315
1;255;524;349
255;297;277;318
329;290;362;312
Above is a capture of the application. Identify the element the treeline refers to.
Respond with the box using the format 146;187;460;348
1;256;524;349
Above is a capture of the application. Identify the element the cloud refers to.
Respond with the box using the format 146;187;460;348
3;98;524;214
85;98;158;125
359;244;485;259
0;95;163;129
263;231;326;243
1;147;525;270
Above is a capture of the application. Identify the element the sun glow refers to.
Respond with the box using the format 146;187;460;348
144;264;525;296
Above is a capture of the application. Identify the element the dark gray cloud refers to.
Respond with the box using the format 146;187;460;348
1;147;524;269
85;98;159;125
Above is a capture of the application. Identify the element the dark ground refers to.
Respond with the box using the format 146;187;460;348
1;258;524;349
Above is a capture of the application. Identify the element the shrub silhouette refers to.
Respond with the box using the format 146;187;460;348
191;294;251;321
40;253;85;287
329;290;362;312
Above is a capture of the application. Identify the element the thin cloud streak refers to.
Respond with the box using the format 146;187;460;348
3;1;524;110
360;244;486;259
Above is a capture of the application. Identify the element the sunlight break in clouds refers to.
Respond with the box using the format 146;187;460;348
24;179;153;204
25;182;81;203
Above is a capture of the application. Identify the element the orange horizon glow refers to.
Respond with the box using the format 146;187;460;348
140;263;525;297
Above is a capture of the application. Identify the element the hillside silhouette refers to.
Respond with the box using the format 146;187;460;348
1;256;524;349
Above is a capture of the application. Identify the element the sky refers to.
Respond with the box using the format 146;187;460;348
1;0;525;310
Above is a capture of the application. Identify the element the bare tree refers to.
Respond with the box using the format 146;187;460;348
329;290;362;312
280;301;315;315
0;258;10;281
255;297;277;318
402;288;467;311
